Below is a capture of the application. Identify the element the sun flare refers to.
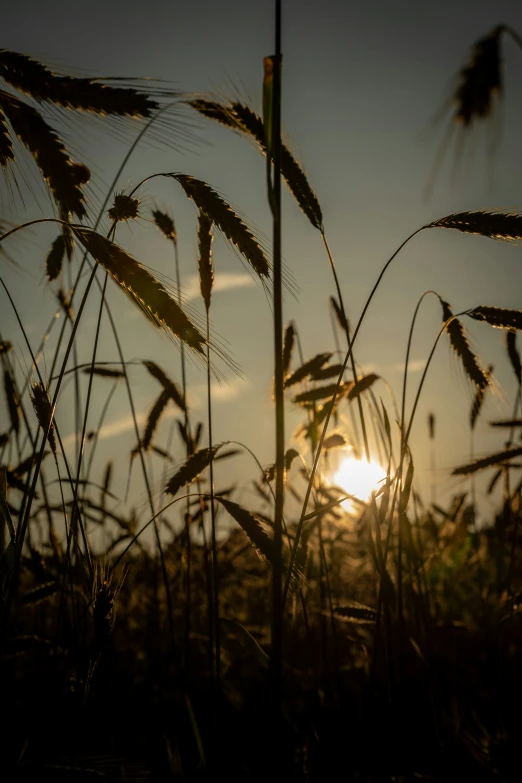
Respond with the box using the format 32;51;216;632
331;455;386;511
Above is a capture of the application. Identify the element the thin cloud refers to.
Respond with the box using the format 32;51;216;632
390;359;426;374
182;271;255;301
60;379;245;447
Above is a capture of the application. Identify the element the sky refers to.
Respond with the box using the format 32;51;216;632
3;0;522;528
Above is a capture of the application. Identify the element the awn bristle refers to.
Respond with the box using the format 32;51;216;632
152;209;177;243
0;50;158;117
0;90;88;218
468;305;522;330
428;210;522;241
284;352;332;388
30;381;56;455
74;230;205;355
142;388;171;451
506;329;522;383
45;235;66;281
172;174;269;278
190;98;323;231
3;369;20;434
197;211;214;311
453;445;522;475
440;299;489;390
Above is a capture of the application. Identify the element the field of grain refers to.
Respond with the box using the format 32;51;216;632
2;12;522;781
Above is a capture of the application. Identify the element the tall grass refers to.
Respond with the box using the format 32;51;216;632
2;15;522;782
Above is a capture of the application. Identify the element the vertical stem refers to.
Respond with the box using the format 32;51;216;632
322;234;370;462
206;314;220;723
173;239;192;672
270;0;284;716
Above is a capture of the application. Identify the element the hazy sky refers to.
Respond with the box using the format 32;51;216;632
3;0;522;523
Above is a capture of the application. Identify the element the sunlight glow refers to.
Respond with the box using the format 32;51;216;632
331;455;387;511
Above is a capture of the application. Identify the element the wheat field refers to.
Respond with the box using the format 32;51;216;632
2;8;522;781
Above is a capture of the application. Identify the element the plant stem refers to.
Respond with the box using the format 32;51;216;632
269;0;284;718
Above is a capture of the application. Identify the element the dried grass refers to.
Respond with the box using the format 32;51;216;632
165;444;224;496
440;299;489;390
428;210;522;241
143;361;185;412
0;107;13;165
0;50;158;117
3;368;19;434
346;373;379;401
172;174;269;278
506;329;522;383
453;445;522;475
142;389;170;451
468;305;522;330
452;27;504;128
152;209;177;242
283;352;331;388
197;211;214;311
30;381;56;454
282;322;295;376
45;235;66;281
0;89;88;218
75;230;206;354
190;98;323;230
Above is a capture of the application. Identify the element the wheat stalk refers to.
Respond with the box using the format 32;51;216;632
468;305;522;330
0;49;159;117
165;444;224;496
30;381;56;455
142;389;171;451
440;299;489;389
284;352;332;388
453;446;522;475
190;98;323;231
428;210;522;241
45;235;66;281
506;329;522;382
0;90;89;218
171;174;269;278
197;211;214;311
74;230;206;354
142;361;185;412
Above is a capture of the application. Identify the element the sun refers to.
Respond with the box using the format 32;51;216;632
330;454;386;511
